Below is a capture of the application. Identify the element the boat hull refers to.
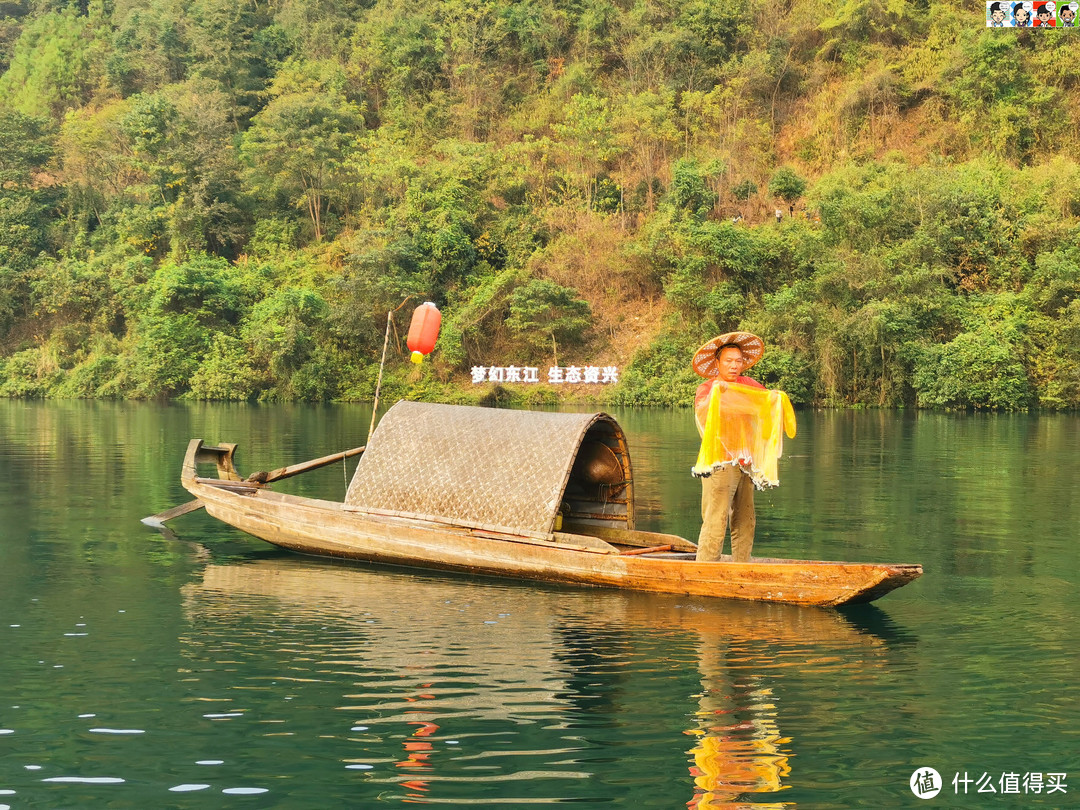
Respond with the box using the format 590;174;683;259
184;478;922;607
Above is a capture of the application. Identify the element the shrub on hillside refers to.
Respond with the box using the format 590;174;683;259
768;167;807;203
611;329;702;406
187;334;261;401
913;327;1032;410
0;348;60;397
669;159;718;221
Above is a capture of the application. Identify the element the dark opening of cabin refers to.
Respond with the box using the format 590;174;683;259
560;420;633;532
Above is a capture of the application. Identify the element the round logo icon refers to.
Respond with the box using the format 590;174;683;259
910;767;943;799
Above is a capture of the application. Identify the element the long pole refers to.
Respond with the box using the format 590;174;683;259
368;309;393;444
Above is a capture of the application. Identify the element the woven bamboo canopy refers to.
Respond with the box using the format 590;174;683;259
345;401;634;539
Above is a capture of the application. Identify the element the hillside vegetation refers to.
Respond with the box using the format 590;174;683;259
1;0;1078;409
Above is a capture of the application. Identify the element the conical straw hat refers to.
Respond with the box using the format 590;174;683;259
692;331;765;378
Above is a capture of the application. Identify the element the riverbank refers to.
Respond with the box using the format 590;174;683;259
2;3;1079;412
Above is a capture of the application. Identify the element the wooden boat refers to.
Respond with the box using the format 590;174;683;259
178;401;922;607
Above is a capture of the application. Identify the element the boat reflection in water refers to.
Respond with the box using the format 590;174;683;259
180;556;900;806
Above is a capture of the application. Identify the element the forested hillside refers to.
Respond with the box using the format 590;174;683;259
1;0;1078;408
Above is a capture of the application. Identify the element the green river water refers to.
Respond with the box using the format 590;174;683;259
0;401;1077;808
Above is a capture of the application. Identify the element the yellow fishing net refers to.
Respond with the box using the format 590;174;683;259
692;381;796;489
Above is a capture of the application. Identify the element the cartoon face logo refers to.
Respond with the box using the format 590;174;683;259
1013;2;1032;23
989;1;1008;21
1061;2;1076;21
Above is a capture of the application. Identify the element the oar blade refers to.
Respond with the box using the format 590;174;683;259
142;499;204;527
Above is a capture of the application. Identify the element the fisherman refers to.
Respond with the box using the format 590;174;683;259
690;331;795;563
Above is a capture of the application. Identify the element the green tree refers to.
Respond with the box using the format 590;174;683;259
57;100;133;231
0;110;58;334
0;110;54;186
241;89;364;241
0;7;106;118
913;325;1032;410
499;0;569;65
441;0;508;140
614;91;679;211
768;166;807;204
162;79;250;258
188;333;261;400
349;2;447;133
120;92;182;204
552;93;623;209
242;287;330;398
273;0;360;61
106;3;190;97
124;254;262;398
668;158;718;221
187;0;280;126
505;278;591;362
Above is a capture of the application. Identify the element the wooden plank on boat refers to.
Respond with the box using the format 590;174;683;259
565;521;698;553
141;498;204;527
194;477;263;493
477;529;620;555
343;503;551;540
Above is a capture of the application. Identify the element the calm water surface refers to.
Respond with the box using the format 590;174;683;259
0;401;1077;808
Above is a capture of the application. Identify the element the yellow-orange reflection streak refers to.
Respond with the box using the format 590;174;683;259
395;700;439;801
685;640;790;809
671;605;891;810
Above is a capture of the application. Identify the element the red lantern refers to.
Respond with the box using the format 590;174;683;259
406;302;441;364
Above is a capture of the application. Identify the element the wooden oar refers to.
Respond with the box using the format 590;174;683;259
245;445;366;484
142;445;366;527
141;499;205;527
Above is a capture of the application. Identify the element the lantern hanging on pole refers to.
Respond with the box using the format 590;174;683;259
406;301;441;364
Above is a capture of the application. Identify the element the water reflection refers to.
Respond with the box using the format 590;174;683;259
16;401;1073;806
581;588;892;809
182;556;898;806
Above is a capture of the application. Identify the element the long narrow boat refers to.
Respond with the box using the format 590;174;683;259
179;401;922;607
